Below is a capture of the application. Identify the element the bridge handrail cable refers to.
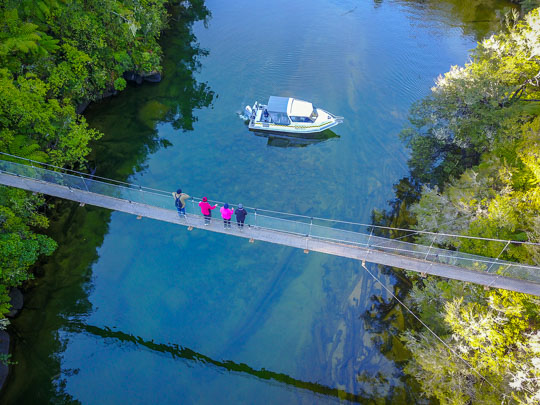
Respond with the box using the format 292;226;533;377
1;151;539;249
1;156;539;283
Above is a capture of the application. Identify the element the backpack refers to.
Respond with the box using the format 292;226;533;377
175;195;182;208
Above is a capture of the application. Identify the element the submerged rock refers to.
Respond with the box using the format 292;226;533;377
139;100;169;129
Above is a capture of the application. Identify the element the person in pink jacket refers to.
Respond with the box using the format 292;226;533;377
199;197;217;225
220;203;234;229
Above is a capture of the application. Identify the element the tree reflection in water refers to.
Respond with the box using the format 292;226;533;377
385;0;517;41
0;2;214;404
68;322;371;403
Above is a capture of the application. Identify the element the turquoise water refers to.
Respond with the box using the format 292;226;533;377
2;0;513;403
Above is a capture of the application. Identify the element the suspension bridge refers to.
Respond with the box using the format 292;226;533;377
0;154;539;296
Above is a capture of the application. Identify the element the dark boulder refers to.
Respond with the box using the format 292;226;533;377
123;71;162;84
143;72;162;83
76;100;91;114
0;330;9;391
6;288;23;318
123;71;143;84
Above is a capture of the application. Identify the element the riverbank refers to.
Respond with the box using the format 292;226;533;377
373;8;540;403
0;0;212;394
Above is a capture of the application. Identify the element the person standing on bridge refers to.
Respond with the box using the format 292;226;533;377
199;197;217;225
220;203;234;229
235;203;248;229
172;189;190;217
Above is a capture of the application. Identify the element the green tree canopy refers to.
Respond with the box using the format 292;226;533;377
386;8;540;404
0;0;183;322
403;284;540;404
401;8;540;186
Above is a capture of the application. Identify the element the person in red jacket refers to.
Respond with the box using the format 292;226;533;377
199;197;218;225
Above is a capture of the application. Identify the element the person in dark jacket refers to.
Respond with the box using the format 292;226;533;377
235;203;248;229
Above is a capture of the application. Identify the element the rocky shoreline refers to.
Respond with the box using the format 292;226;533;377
0;288;23;392
0;330;8;391
0;65;163;392
76;71;162;114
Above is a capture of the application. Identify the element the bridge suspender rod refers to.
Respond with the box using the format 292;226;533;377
486;240;511;274
81;176;89;192
359;261;506;400
424;235;437;261
366;227;373;255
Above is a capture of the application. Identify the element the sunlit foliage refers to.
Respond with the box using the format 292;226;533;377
400;8;540;186
403;283;540;404
390;7;540;404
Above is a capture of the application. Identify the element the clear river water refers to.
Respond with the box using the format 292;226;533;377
1;0;514;403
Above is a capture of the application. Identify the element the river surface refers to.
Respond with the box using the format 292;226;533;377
2;0;513;403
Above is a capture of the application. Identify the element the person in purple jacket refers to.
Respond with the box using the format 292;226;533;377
220;203;234;228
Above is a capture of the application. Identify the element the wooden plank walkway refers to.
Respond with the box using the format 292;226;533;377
1;172;539;296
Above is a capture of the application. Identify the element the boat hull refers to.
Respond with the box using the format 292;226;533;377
248;120;341;134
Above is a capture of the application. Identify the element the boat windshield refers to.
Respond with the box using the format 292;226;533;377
290;116;312;123
270;112;290;125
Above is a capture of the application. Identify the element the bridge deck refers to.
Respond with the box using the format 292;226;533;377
1;171;539;296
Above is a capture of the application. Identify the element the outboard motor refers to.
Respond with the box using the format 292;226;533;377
244;105;252;119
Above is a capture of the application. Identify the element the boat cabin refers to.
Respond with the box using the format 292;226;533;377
265;96;318;124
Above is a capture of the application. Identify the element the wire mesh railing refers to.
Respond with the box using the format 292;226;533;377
0;153;539;284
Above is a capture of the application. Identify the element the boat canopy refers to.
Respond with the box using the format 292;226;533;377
267;96;291;125
267;96;290;113
289;99;314;117
267;96;315;117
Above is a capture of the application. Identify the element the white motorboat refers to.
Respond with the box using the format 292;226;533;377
244;96;343;134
